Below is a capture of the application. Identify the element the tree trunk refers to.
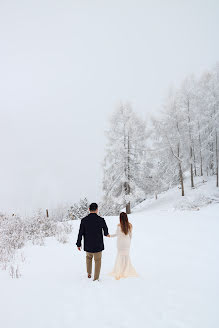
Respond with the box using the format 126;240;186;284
198;121;203;176
190;146;194;188
124;128;131;214
179;163;184;196
210;138;214;175
177;144;184;196
126;133;131;213
126;202;131;214
124;181;131;214
193;146;197;176
175;122;185;196
216;131;218;187
187;99;194;188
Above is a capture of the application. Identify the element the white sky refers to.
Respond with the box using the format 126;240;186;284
0;0;219;215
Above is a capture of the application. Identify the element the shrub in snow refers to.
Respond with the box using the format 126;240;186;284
55;222;73;244
50;205;69;222
0;214;26;269
24;210;57;244
0;210;73;277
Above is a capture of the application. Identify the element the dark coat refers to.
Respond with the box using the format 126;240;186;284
76;213;109;253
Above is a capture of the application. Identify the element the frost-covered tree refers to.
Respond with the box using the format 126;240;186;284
196;67;219;186
178;76;197;188
152;90;187;196
24;209;57;242
50;204;69;222
98;197;121;217
67;197;89;220
102;104;146;214
101;63;219;213
151;63;219;196
210;64;219;187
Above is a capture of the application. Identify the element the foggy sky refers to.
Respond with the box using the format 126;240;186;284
0;0;219;215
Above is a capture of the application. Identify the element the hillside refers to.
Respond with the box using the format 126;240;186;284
134;175;219;213
0;177;219;328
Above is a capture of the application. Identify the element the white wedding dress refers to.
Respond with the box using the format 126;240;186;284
109;224;138;280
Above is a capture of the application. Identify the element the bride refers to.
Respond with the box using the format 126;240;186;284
109;212;138;280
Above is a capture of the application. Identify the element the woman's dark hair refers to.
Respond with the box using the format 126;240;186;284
120;212;131;235
89;203;98;211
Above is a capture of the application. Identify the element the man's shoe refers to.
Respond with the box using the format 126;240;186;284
88;274;91;278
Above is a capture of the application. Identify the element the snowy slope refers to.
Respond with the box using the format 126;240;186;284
134;175;219;212
0;178;219;328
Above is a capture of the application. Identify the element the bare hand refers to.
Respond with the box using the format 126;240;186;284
107;234;110;238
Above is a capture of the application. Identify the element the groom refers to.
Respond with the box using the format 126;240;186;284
76;203;109;281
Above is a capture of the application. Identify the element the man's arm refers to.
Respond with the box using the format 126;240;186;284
102;218;109;237
76;221;84;250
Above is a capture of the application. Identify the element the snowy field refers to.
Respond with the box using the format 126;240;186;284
0;179;219;328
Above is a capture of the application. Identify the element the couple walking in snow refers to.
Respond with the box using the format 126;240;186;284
76;202;138;281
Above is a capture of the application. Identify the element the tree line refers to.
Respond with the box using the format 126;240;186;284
101;63;219;215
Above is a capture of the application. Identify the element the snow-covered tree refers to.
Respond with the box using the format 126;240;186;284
196;67;219;186
102;103;147;214
151;89;187;196
178;76;197;188
151;63;219;197
50;204;69;222
67;197;89;220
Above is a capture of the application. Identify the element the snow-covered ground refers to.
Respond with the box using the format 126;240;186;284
0;177;219;328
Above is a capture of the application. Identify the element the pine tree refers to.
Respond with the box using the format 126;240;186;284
67;197;89;220
103;104;146;214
